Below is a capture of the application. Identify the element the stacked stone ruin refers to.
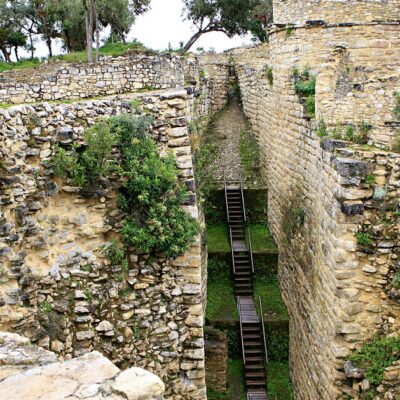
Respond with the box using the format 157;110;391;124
0;1;399;399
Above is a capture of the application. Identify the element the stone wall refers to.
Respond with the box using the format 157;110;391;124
0;89;209;399
0;53;184;105
0;331;165;400
273;0;400;25
228;13;400;400
198;54;231;112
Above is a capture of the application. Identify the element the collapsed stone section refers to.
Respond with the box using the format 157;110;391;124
0;331;165;400
0;89;214;399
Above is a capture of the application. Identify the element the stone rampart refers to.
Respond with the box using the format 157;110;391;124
228;14;400;400
0;89;210;400
273;0;400;25
0;53;184;105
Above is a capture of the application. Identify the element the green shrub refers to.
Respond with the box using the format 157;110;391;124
306;95;315;118
393;272;400;289
265;66;274;85
348;335;400;387
53;120;118;189
345;126;355;141
394;91;400;120
365;175;376;185
316;120;327;138
355;232;374;251
199;68;206;79
102;240;127;266
54;113;198;259
118;132;199;258
39;301;53;313
292;66;316;98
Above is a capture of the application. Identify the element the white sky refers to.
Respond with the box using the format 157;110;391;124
27;0;253;59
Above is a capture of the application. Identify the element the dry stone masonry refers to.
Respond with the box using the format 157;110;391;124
0;88;217;399
0;331;165;400
201;1;400;398
1;1;400;398
0;53;184;105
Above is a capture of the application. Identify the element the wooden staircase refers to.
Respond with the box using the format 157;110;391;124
224;174;269;399
225;180;254;296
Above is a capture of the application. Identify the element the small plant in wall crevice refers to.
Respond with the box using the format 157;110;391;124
291;65;317;119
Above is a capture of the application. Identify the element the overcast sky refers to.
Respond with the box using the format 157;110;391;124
130;0;253;52
29;0;252;59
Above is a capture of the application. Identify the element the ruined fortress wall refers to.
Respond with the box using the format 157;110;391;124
231;17;400;400
197;54;231;112
0;53;184;105
0;89;210;400
273;0;400;25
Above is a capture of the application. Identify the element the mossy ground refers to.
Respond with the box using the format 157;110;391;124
206;223;278;254
268;361;294;400
207;359;246;400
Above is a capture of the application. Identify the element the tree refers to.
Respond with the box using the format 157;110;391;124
181;0;267;55
0;1;27;62
7;31;26;61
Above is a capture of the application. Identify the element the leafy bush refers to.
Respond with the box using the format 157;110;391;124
349;335;400;386
53;121;117;189
118;125;199;257
102;240;128;269
292;66;316;98
53;113;198;259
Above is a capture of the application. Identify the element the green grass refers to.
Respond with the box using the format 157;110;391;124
207;225;230;253
0;41;151;73
268;361;294;400
206;223;277;254
249;223;278;253
0;58;42;72
53;41;150;63
207;359;246;400
208;359;292;400
206;258;238;321
255;276;288;321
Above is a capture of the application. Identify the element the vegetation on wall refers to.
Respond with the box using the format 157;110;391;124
53;112;199;258
264;66;273;85
319;122;372;144
394;91;400;120
348;335;400;387
291;66;317;118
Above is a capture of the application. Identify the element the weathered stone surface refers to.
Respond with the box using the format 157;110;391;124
0;332;165;400
112;368;165;400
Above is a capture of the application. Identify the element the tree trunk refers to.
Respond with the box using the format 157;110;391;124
1;48;11;62
28;28;34;59
180;31;204;55
46;37;53;58
94;0;100;63
83;0;93;63
14;47;19;62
